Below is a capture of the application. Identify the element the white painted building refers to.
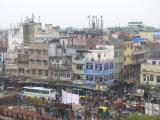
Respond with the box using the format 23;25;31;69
140;58;160;86
8;26;23;51
85;45;114;61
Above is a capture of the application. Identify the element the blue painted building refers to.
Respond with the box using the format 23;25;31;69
84;45;115;85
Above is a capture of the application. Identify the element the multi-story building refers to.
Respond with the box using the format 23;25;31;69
49;56;72;81
128;21;144;28
123;39;147;80
106;36;124;80
0;31;8;75
140;56;160;86
72;47;88;82
84;45;114;85
6;43;49;81
7;25;23;52
28;43;49;80
72;30;102;49
140;52;160;103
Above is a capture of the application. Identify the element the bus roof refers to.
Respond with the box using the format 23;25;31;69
22;86;55;91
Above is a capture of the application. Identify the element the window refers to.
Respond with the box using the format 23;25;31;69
37;60;41;64
62;72;65;77
95;76;103;82
30;60;35;64
104;64;108;70
43;60;48;65
124;56;126;61
26;70;30;74
32;69;36;75
143;74;146;81
147;76;149;82
110;62;114;69
95;64;102;71
67;71;70;78
19;69;24;73
86;75;93;81
38;50;41;55
38;70;42;75
110;73;113;79
30;49;35;54
115;51;118;57
104;75;108;81
150;75;154;81
54;70;58;76
86;63;93;70
45;70;48;76
156;76;160;83
77;65;83;70
98;54;101;59
152;61;156;64
127;54;129;58
115;63;118;69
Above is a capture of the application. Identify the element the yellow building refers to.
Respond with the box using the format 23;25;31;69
123;40;146;80
139;32;154;42
124;41;135;65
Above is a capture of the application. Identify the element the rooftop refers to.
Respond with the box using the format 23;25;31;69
23;86;55;91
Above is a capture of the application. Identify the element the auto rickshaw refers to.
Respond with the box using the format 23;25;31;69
79;96;86;100
98;106;109;119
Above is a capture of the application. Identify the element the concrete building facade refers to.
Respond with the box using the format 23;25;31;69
6;43;49;80
84;45;115;85
140;58;160;86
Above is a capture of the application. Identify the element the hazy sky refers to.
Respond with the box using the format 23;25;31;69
0;0;160;29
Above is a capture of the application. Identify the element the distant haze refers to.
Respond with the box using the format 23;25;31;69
0;0;160;29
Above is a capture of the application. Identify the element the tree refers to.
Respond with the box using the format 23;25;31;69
120;113;160;120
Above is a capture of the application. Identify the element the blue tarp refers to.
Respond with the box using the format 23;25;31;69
132;36;141;43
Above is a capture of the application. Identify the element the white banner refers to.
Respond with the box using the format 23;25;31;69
62;90;79;105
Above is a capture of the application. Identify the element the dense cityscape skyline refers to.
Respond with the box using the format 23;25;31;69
1;0;160;119
0;0;160;29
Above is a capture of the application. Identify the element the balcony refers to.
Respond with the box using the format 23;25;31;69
133;58;146;64
133;50;146;55
141;64;160;74
50;64;72;70
29;53;48;60
73;69;84;75
72;58;85;64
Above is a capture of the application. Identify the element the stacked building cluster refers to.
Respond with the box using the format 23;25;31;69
0;17;160;94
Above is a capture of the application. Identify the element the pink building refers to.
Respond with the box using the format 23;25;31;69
72;31;102;49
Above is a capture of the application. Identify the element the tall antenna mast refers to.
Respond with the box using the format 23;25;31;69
38;16;41;23
95;16;97;30
32;13;35;22
21;17;23;24
100;16;103;31
88;15;91;29
97;19;99;29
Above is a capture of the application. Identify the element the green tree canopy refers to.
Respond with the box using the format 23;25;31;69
121;113;160;120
